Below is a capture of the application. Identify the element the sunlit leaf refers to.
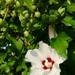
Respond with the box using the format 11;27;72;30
24;0;33;11
0;53;6;64
50;32;71;58
6;34;23;51
62;16;75;28
49;0;55;5
67;3;75;13
16;59;26;72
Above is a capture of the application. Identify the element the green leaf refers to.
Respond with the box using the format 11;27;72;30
33;21;46;29
0;63;6;69
6;34;24;54
49;0;55;5
8;46;20;55
62;16;75;28
16;59;26;72
0;62;10;73
6;34;18;47
67;3;75;13
6;34;23;50
16;64;23;72
50;32;71;58
17;39;24;50
24;0;33;11
18;0;24;4
4;65;10;73
0;53;6;64
21;64;28;75
73;51;75;54
22;70;28;75
8;57;15;66
9;24;18;30
49;14;58;22
8;61;15;67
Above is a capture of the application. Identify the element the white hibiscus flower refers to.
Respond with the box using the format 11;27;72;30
25;41;66;75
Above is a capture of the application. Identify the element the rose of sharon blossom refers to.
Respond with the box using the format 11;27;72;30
25;41;66;75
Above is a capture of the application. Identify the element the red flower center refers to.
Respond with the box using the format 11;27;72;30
42;57;55;70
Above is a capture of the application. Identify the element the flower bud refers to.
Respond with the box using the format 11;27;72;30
58;7;65;16
48;25;57;39
67;0;71;5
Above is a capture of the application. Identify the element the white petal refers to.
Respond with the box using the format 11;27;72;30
50;48;66;64
42;70;50;75
31;64;51;75
55;71;60;75
39;41;52;59
50;48;59;61
48;64;61;75
30;68;51;75
31;65;35;70
30;69;45;75
25;49;43;68
30;64;60;75
57;55;66;64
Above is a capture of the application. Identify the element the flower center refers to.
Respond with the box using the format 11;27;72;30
42;57;55;70
44;60;52;68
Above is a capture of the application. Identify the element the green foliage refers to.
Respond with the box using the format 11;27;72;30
6;34;24;55
24;0;34;11
0;0;75;75
50;32;71;58
49;0;55;5
62;16;75;28
67;3;75;13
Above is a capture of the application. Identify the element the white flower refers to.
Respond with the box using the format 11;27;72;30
25;41;66;75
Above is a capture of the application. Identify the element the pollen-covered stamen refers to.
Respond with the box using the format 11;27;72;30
44;60;52;68
42;57;55;70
